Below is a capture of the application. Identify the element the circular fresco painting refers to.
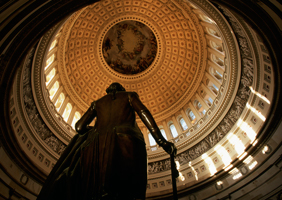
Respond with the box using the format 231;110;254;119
102;20;157;75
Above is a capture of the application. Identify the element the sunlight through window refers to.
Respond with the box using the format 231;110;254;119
45;68;56;85
45;54;54;69
49;81;59;99
249;87;270;104
55;93;65;111
62;103;72;122
49;39;57;51
71;112;81;129
246;103;266;121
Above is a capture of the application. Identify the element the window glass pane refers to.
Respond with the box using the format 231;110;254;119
208;97;213;104
148;133;157;146
46;68;56;84
180;118;188;130
45;54;54;69
49;39;57;51
160;129;167;140
170;124;178;138
49;81;59;99
62;103;72;122
71;112;81;129
189;111;196;121
55;93;65;111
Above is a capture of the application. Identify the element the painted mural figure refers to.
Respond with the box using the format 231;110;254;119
37;82;176;200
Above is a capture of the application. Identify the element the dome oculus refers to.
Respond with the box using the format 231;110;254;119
102;20;157;75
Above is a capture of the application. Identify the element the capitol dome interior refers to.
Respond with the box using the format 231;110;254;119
0;0;282;199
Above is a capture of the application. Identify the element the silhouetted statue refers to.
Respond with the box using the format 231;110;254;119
37;82;176;200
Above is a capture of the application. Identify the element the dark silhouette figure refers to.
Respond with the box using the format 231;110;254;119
37;82;176;200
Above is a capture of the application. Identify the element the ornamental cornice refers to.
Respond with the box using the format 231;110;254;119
32;23;72;146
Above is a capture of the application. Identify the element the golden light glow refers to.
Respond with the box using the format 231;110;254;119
62;103;72;122
55;93;65;111
179;172;185;181
215;145;232;166
49;39;57;51
252;139;258;146
46;68;56;85
262;145;269;154
45;54;54;70
229;167;239;175
238;152;248;160
248;160;258;170
233;172;242;180
71;112;81;129
243;155;253;164
189;162;198;181
217;181;223;186
249;87;270;104
202;153;217;176
227;133;245;156
49;81;59;99
246;103;266;121
176;161;180;170
237;119;257;143
224;164;233;171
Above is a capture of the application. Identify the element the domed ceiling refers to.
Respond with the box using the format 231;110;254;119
7;0;277;199
59;0;206;118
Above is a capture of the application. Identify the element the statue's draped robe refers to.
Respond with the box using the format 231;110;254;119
38;92;147;200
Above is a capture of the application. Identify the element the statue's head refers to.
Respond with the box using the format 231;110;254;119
106;82;126;94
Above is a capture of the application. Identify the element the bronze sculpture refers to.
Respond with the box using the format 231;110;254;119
37;82;176;200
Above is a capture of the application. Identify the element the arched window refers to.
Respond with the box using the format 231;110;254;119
55;93;65;111
210;84;219;95
148;133;157;146
206;27;220;37
210;40;223;52
194;100;206;116
211;54;224;66
46;68;56;85
206;97;213;107
160;128;168;140
179;118;188;131
49;81;59;99
62;103;72;122
187;109;196;124
71;111;81;129
49;39;57;51
45;54;54;69
169;124;178;138
210;67;223;82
